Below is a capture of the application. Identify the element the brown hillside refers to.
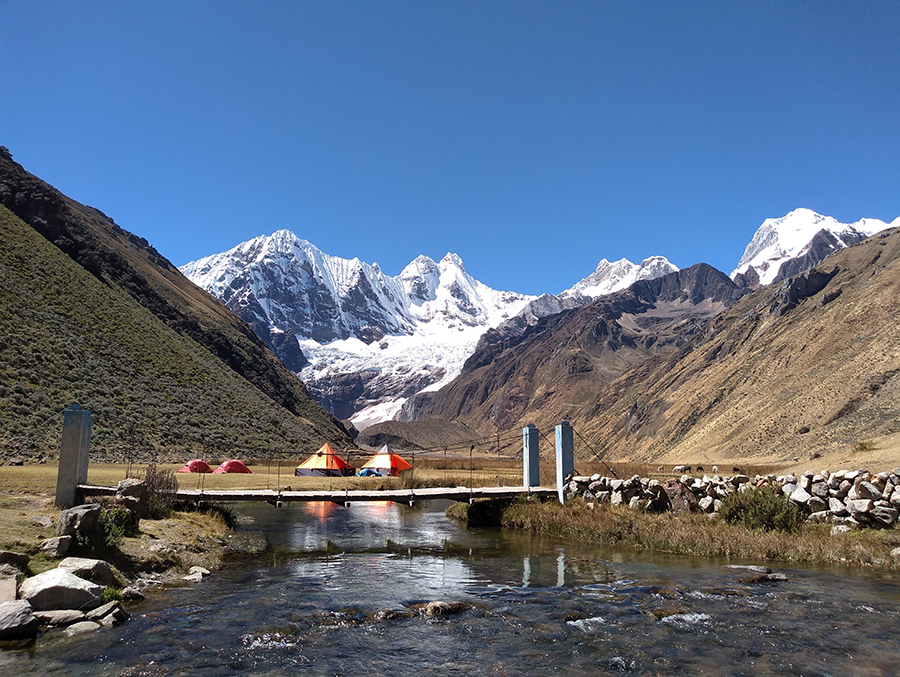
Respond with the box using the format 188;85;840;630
578;227;900;468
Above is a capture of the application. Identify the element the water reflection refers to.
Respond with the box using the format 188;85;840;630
4;500;900;676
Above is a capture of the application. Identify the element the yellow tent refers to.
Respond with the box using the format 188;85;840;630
295;443;354;477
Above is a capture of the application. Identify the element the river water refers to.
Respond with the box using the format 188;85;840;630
3;500;900;676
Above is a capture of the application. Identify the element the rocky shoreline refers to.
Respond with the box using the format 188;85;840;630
0;479;230;644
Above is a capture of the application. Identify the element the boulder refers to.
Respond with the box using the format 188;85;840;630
828;498;849;516
421;601;468;616
121;586;145;601
30;516;53;529
807;496;828;513
38;536;72;557
0;551;29;569
34;609;86;627
846;499;874;519
85;600;129;624
789;486;812;505
806;510;832;523
0;575;16;604
810;482;829;498
56;504;101;539
856;482;883;502
869;506;899;526
663;480;699;513
699;496;715;513
58;557;118;587
0;599;40;640
18;568;104;611
65;620;101;636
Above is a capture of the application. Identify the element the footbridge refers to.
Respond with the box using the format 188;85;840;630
78;484;558;507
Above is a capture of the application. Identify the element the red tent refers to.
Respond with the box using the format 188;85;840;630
295;443;354;477
177;459;213;473
213;459;252;474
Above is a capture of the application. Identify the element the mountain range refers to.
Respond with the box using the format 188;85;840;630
182;208;896;431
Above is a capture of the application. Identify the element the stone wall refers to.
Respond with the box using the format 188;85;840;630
564;467;900;529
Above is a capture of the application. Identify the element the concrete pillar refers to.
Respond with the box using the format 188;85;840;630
522;424;540;487
555;421;574;504
55;404;92;508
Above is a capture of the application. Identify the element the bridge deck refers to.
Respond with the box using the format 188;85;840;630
78;484;557;505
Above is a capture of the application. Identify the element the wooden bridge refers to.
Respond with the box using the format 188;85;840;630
78;483;558;507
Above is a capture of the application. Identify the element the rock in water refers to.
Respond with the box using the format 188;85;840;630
0;600;40;640
18;568;104;611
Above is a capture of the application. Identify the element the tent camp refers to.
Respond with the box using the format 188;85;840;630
213;459;252;474
177;459;213;473
360;445;412;477
295;443;354;477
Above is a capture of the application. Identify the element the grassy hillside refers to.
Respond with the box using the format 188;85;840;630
0;163;352;461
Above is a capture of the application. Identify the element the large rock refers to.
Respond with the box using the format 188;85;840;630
18;568;104;611
56;504;101;539
664;479;699;513
846;499;874;519
789;486;813;505
34;609;86;627
0;600;40;640
0;551;29;570
58;558;118;587
869;506;899;526
0;575;16;604
39;536;73;557
856;482;883;501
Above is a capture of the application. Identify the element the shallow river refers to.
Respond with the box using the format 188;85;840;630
4;500;900;675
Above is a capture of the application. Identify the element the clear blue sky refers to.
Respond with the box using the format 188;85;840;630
2;1;898;295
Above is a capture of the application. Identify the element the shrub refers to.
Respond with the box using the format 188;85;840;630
98;506;135;547
141;463;178;519
719;486;802;533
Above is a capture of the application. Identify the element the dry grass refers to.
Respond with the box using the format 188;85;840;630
503;498;900;568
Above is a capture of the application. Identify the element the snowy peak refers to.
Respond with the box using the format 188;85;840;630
731;209;892;286
561;255;678;299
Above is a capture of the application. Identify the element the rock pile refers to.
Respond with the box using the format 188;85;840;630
564;467;900;529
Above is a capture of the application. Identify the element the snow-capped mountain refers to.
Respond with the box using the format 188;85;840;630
561;256;678;299
181;231;538;427
730;209;895;287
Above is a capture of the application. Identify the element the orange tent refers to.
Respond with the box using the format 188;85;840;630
295;443;354;477
360;445;412;477
177;459;213;473
213;459;252;474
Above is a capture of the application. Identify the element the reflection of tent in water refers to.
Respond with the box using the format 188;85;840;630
213;459;252;474
295;443;354;477
360;445;412;477
177;459;213;473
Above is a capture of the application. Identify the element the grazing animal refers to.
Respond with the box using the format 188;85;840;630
732;466;741;473
712;465;719;473
657;465;664;472
696;465;704;472
672;465;686;473
684;466;692;474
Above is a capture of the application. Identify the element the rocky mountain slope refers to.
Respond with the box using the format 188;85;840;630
0;148;352;461
397;263;748;432
391;226;900;466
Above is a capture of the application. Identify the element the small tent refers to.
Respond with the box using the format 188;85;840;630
213;459;252;474
360;445;412;477
177;459;213;473
295;443;354;477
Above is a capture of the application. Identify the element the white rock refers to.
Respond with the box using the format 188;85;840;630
18;568;104;611
0;599;40;640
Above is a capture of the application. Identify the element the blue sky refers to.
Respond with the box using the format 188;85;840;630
2;1;898;295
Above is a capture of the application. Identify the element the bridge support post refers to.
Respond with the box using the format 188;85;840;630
522;424;540;487
55;404;92;508
555;421;574;504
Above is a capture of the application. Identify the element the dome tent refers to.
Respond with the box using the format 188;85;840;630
177;459;213;473
295;443;354;477
360;445;412;477
213;459;252;474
